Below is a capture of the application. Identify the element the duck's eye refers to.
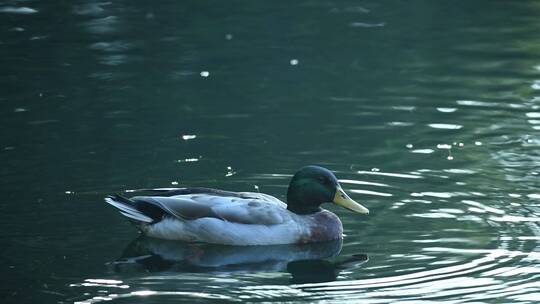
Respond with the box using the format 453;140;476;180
318;177;329;184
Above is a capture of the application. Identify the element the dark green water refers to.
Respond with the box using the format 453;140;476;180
2;1;540;303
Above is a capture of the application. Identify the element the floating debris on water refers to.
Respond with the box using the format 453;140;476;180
181;135;196;140
411;149;434;154
176;158;199;163
437;144;452;149
428;123;463;130
436;107;457;113
225;166;236;177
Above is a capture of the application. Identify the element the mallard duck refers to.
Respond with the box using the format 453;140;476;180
105;165;369;245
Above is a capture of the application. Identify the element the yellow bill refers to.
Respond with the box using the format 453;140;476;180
333;186;369;214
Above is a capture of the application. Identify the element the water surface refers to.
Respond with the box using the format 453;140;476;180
1;1;540;303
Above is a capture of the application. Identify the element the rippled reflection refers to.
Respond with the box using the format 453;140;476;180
108;237;344;276
69;238;370;302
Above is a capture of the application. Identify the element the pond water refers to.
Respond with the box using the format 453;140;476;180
2;1;540;303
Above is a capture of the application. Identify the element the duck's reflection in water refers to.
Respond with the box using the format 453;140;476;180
108;237;368;283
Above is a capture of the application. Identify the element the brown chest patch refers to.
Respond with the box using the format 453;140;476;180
298;211;343;244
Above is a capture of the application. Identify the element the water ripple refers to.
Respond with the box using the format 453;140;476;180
427;123;463;130
357;170;423;179
0;7;37;14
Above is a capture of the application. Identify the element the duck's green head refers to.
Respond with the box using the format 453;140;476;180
286;165;370;215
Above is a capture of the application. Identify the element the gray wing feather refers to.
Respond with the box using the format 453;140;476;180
132;194;288;225
132;196;220;220
211;200;286;225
